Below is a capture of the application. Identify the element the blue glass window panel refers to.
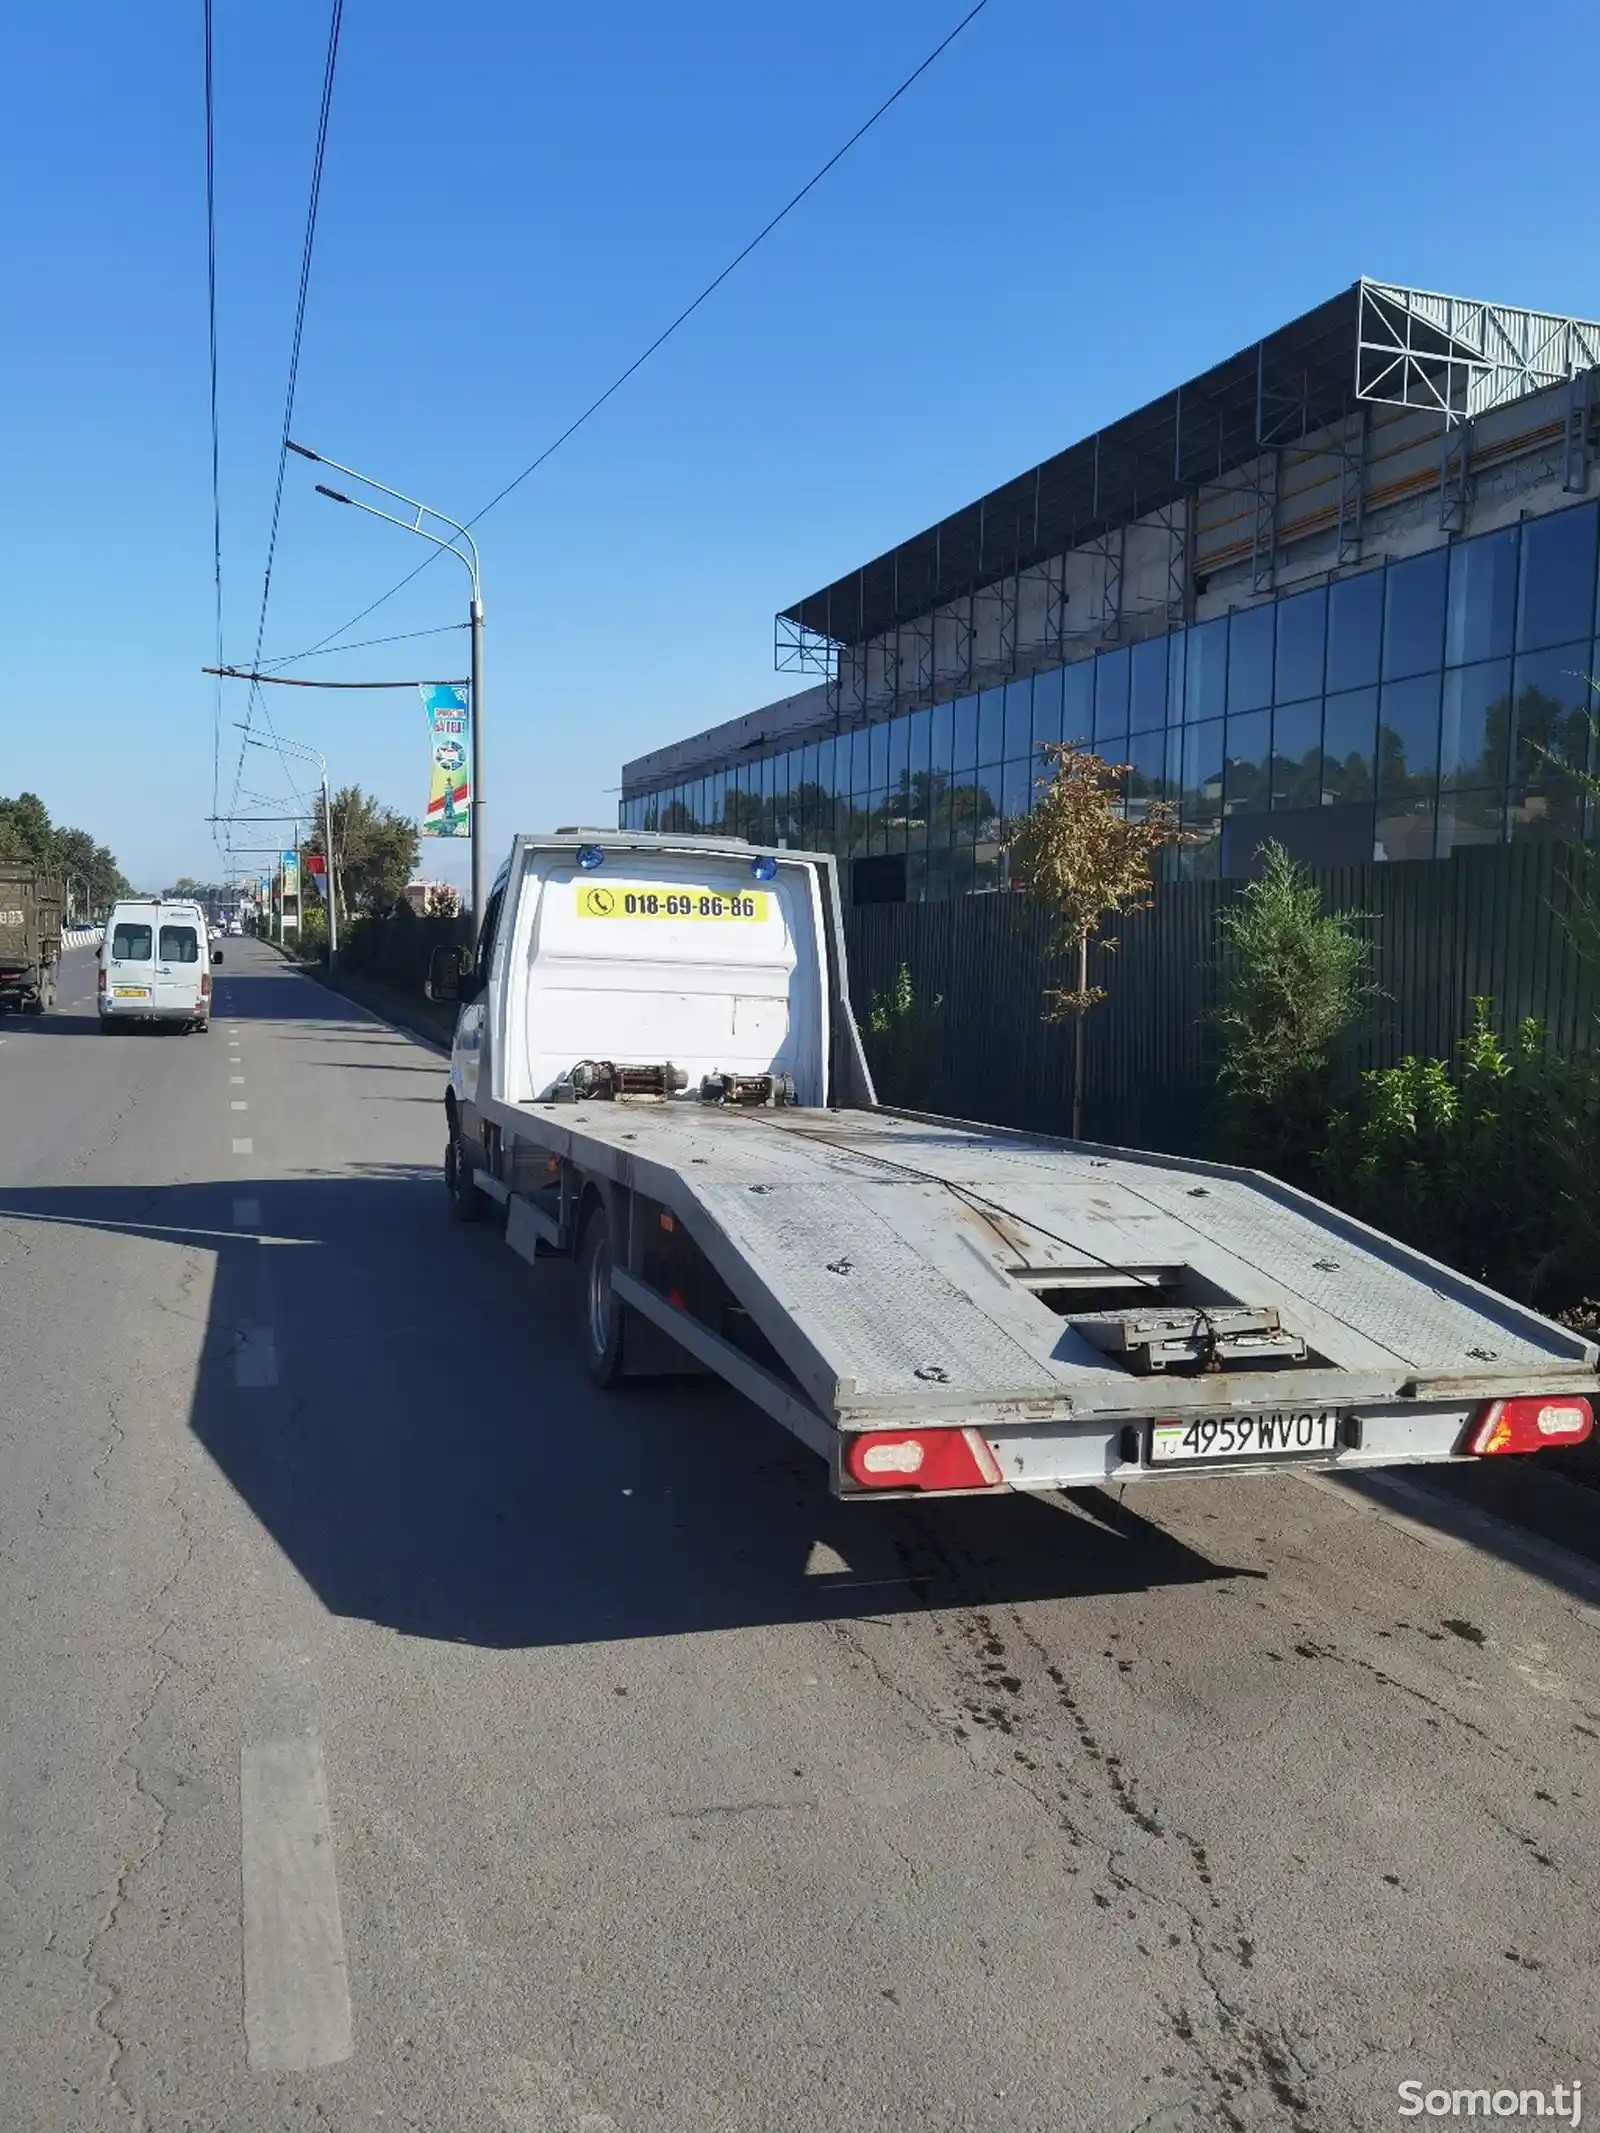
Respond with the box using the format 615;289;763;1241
1031;668;1064;750
1274;588;1326;706
977;687;1006;764
1327;570;1383;692
1510;641;1594;785
1000;758;1032;822
975;766;1002;838
1062;660;1094;747
1127;726;1166;802
1382;549;1447;680
1002;678;1033;758
1093;647;1130;752
818;735;838;794
1436;789;1505;856
1439;662;1510;791
1323;689;1378;803
1508;782;1586;842
1446;526;1518;666
1271;700;1322;809
1164;724;1183;793
903;705;931;780
1374;797;1436;863
1185;619;1227;723
1166;629;1187;727
1228;605;1274;713
1223;708;1271;813
1378;673;1442;795
1518;504;1599;653
1182;718;1224;821
1129;638;1167;733
951;693;979;773
928;698;953;777
868;723;890;790
884;714;910;788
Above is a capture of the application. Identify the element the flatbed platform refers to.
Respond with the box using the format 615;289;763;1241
495;1095;1598;1427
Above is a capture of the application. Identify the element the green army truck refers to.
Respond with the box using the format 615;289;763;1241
0;861;62;1014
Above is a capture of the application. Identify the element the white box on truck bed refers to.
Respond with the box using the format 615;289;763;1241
429;833;1599;1499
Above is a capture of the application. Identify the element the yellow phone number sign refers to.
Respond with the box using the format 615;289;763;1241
576;883;769;922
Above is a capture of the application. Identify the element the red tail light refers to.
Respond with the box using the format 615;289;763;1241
844;1427;1004;1493
97;966;106;994
201;973;212;998
1466;1396;1593;1456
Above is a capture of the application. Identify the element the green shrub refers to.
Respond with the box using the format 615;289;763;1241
1318;1000;1600;1311
865;964;945;1109
1213;843;1375;1180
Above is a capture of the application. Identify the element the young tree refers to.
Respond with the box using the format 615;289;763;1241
1006;742;1179;1138
311;786;419;917
1214;842;1375;1175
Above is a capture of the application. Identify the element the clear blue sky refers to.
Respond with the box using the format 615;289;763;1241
3;0;1598;892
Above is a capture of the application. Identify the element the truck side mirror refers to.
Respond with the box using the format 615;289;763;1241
426;944;461;1003
212;947;224;965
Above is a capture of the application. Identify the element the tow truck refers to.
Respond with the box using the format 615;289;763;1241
426;832;1598;1499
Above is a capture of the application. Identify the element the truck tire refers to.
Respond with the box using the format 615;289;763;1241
444;1128;486;1223
577;1203;628;1389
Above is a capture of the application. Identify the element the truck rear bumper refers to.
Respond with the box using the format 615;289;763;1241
981;1403;1481;1490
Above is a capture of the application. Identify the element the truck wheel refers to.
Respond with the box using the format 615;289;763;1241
578;1204;628;1388
444;1128;486;1223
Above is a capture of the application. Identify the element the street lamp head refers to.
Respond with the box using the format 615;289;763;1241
314;483;354;505
286;440;321;462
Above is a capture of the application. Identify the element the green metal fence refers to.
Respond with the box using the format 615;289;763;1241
843;841;1600;1150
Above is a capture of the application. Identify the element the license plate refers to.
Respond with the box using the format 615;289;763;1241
1150;1409;1340;1464
113;986;149;997
576;883;768;923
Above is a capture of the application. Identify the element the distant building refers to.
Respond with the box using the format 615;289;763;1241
404;879;459;916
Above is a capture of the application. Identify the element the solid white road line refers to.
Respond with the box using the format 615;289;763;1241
240;1737;353;2073
233;1137;254;1155
232;1198;262;1230
235;1327;278;1389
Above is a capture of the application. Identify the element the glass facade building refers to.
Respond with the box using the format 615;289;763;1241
621;498;1600;894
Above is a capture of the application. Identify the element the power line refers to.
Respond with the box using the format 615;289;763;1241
259;620;468;670
228;0;346;829
279;0;994;666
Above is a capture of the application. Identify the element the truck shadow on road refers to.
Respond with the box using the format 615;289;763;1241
0;1170;1255;1648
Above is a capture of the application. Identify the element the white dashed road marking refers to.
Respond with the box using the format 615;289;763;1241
231;1075;245;1084
231;1101;248;1111
233;1137;254;1155
235;1327;278;1389
232;1198;262;1230
240;1737;353;2072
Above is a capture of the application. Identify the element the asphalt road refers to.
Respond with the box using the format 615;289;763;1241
2;937;1597;2132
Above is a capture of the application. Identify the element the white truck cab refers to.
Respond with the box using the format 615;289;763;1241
99;899;224;1033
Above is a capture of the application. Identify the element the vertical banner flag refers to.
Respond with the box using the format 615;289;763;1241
305;853;328;903
421;684;471;838
281;849;299;901
258;872;270;910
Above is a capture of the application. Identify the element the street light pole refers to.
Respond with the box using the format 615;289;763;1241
287;441;486;934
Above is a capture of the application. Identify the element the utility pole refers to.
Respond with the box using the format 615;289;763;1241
229;733;339;967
